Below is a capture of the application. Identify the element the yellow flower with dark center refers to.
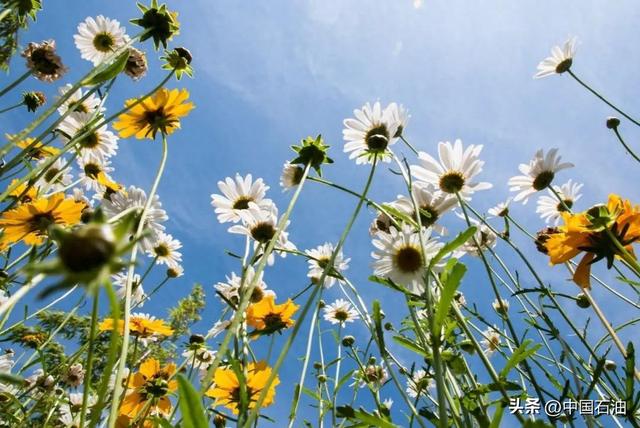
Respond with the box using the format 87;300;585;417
0;193;84;246
205;361;279;414
113;88;193;140
6;179;38;204
99;315;174;338
545;194;640;288
246;296;298;335
12;136;60;160
119;358;177;418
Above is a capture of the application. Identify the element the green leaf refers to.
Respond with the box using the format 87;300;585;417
177;374;208;428
82;50;131;86
0;372;24;386
499;339;541;378
372;300;387;356
392;335;429;358
625;342;635;401
337;405;398;428
429;226;476;269
489;400;505;428
433;259;466;333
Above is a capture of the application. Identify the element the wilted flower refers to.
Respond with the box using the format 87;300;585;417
22;91;45;112
22;40;67;82
124;47;148;80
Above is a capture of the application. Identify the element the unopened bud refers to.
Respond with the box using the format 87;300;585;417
59;224;115;273
606;117;620;129
576;293;590;308
604;360;617;371
189;334;205;345
342;335;355;347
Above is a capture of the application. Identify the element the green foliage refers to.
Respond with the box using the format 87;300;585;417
177;374;209;428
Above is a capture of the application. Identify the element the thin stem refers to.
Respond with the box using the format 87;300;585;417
0;102;23;114
0;70;29;98
612;127;640;165
79;292;100;427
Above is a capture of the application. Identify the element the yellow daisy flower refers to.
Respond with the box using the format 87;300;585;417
0;193;84;247
11;136;60;160
246;296;299;335
119;358;177;418
6;179;38;204
113;88;194;140
206;361;279;414
99;314;174;339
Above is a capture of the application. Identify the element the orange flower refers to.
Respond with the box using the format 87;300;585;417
545;194;640;288
99;314;174;338
119;358;177;418
246;296;298;335
205;361;279;414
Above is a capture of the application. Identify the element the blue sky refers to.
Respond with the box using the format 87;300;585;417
3;0;640;425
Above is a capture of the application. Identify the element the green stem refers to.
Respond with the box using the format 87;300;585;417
108;135;169;428
0;70;29;98
0;102;23;114
79;292;100;427
612;128;640;165
568;70;640;128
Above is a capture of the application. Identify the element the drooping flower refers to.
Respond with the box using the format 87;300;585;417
246;296;299;335
63;363;85;387
214;267;273;306
147;231;182;268
536;179;583;225
534;37;577;79
206;361;279;414
0;193;84;246
113;88;193;139
323;299;359;325
492;298;510;316
56;84;104;115
371;224;443;293
22;40;67;82
280;162;304;190
74;15;130;66
392;183;457;235
488;198;512;218
305;242;350;288
406;369;433;398
508;148;573;203
35;157;73;193
458;216;497;257
411;139;492;199
481;326;501;356
545;194;640;288
119;358;177;418
211;174;273;224
58;112;119;161
124;47;148;81
343;101;401;164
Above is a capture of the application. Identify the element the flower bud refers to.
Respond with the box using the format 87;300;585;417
606;117;621;130
341;335;355;347
313;361;323;370
58;224;115;273
22;91;46;112
575;293;590;308
384;322;393;331
317;374;327;383
189;334;205;345
604;360;617;371
459;340;476;354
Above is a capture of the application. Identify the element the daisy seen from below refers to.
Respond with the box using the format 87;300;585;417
343;101;401;164
488;198;512;218
147;231;182;268
13;136;60;160
411;139;492;199
456;215;497;257
544;194;640;288
113;88;193;140
354;364;388;388
211;174;273;223
35;158;73;194
385;102;410;138
508;148;573;203
214;267;273;306
113;272;147;307
22;40;67;82
305;242;350;288
206;361;279;414
182;346;215;376
74;15;130;66
392;183;457;235
119;358;176;418
481;326;502;356
371;224;443;294
534;36;577;79
57;112;119;160
102;185;168;252
280;162;304;190
56;84;104;115
246;295;299;335
0;193;84;246
536;179;583;225
406;369;433;398
77;154;121;194
323;299;359;325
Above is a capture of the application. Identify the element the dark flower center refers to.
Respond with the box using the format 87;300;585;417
365;125;390;152
84;163;101;178
28;212;55;234
68;101;89;113
532;171;554;191
250;222;276;243
231;386;256;405
333;309;349;322
263;313;286;330
250;287;264;303
556;199;573;212
439;172;465;193
143;376;169;398
31;48;59;75
394;245;423;274
44;168;61;183
80;132;100;149
232;197;252;210
555;58;573;74
154;244;170;257
93;33;115;52
419;205;439;227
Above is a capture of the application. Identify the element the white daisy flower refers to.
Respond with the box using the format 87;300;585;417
343;101;401;165
305;242;350;288
211;174;273;224
57;112;119;161
108;367;129;389
56;84;104;115
147;231;182;268
492;298;510;316
536;179;583;225
0;350;14;373
382;398;394;410
167;265;184;278
386;102;410;138
112;272;146;308
36;157;73;194
392;183;457;235
406;369;433;398
458;216;497;257
488;198;512;218
207;320;231;338
182;347;216;374
63;363;85;387
214;267;274;305
481;325;502;356
508;148;573;203
228;203;296;265
76;153;117;194
280;162;304;190
74;15;130;65
354;364;388;388
323;299;359;325
534;36;577;79
371;224;443;294
102;185;168;252
369;210;394;236
411;139;492;199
